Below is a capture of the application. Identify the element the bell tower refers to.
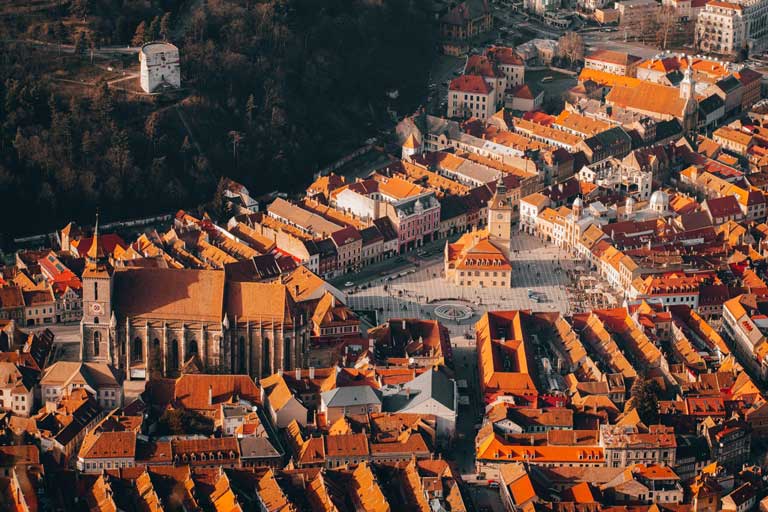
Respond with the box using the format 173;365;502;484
80;214;116;365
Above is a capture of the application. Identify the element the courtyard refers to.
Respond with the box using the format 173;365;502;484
345;232;581;339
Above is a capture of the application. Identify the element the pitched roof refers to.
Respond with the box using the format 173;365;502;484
113;268;225;322
173;374;261;411
606;82;691;118
586;50;641;67
321;385;381;408
449;75;492;95
79;431;137;459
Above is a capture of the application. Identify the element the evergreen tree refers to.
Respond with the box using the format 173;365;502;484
245;94;256;127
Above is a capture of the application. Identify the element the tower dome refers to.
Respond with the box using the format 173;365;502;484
649;190;669;213
625;196;635;214
572;196;583;219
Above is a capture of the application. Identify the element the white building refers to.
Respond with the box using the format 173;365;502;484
0;362;34;417
696;0;768;55
40;361;122;410
448;74;497;120
139;41;181;94
695;2;747;55
382;369;457;441
520;193;551;234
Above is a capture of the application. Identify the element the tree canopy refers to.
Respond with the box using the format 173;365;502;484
0;0;435;243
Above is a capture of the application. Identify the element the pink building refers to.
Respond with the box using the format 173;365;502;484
390;194;441;253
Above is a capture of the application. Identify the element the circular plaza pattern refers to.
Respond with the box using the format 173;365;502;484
433;303;474;321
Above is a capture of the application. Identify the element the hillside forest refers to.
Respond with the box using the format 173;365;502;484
0;0;436;243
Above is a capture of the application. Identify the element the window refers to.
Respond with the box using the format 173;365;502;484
94;281;98;301
93;331;101;356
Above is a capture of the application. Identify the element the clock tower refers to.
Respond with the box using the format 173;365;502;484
80;215;116;365
488;175;514;258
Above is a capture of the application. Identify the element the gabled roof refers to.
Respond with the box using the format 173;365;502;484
321;385;381;408
382;369;455;413
449;75;492;95
173;373;261;411
586;50;641;67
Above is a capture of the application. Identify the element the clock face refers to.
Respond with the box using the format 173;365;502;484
497;213;504;219
91;303;103;315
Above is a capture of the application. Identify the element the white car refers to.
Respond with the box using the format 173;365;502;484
344;281;354;288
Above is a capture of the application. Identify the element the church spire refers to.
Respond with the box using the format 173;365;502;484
86;211;107;265
680;59;695;100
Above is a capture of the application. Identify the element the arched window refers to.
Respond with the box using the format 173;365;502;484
171;339;179;369
93;331;101;357
132;337;142;361
238;337;246;374
152;338;161;371
188;338;198;356
94;317;99;324
283;337;291;369
262;338;270;376
94;281;98;301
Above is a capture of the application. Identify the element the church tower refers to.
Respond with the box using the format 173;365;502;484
80;214;116;365
488;175;513;258
680;63;695;101
680;62;698;133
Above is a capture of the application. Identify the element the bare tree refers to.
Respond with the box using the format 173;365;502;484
229;131;244;167
655;5;678;50
557;32;585;68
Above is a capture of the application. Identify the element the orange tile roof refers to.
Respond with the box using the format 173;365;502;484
174;374;261;412
714;126;753;147
707;0;741;10
554;110;613;136
476;311;539;401
373;174;427;200
607;81;690;118
500;463;537;505
578;68;641;88
350;463;390;512
477;431;605;463
325;433;369;458
79;431;136;460
564;481;595;503
446;231;512;271
260;373;295;412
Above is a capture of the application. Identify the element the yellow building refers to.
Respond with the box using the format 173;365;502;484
444;177;513;288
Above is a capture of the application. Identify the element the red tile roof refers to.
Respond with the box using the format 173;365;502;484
449;75;492;95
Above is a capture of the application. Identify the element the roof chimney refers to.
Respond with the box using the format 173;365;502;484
309;367;315;380
296;368;302;380
402;319;407;331
208;385;213;406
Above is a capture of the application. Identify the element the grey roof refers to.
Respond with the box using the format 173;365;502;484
699;94;725;116
582;126;631;153
716;75;742;94
321;385;382;408
238;437;281;459
382;369;455;413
